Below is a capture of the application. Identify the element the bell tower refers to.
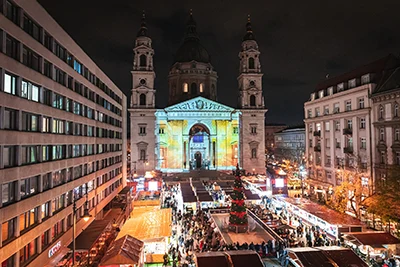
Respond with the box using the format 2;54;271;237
238;15;267;175
238;15;264;109
131;11;156;108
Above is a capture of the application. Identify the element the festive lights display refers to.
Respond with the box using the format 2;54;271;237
229;165;248;227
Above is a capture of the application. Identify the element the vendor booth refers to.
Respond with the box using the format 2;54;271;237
117;207;171;264
99;235;145;267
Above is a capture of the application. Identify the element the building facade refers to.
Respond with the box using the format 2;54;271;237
129;14;267;175
0;1;127;266
265;124;286;149
274;126;305;163
304;55;400;192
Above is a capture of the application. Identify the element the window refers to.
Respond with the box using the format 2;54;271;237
348;79;356;88
248;57;255;69
73;59;82;74
159;128;165;134
381;151;386;164
22;146;39;165
5;0;19;25
43;59;52;78
41;202;51;220
315;107;320;117
307;109;312;118
42;173;51;191
249;95;256;106
20;176;38;198
183;83;188;93
2;181;16;205
20;238;38;265
347;119;352;129
4;72;17;95
251;126;257;134
3;146;17;168
52;145;65;160
55;67;66;86
139;126;146;135
3;108;18;130
139;54;147;67
53;170;65;187
22;112;39;131
42;117;50;133
22;46;41;72
73;102;81;115
19;207;39;232
335;139;340;148
2;217;16;243
199;83;204;93
318;90;324;98
337;83;344;92
361;74;370;84
309;139;313;148
139;93;146;105
395;103;399;118
379;105;384;119
324;105;329;115
397;152;400;165
52;93;64;110
380;128;385;141
325;122;330;132
345;100;352;111
333;103;340;113
5;34;19;60
327;87;333;95
52;119;65;134
359;118;366;129
21;80;39;102
23;14;41;42
140;149;146;160
311;93;315;101
360;137;366;149
42;88;52;106
233;127;239;134
326;138;330;148
358;98;365;109
44;31;53;51
251;148;257;158
395;129;400;142
55;42;66;61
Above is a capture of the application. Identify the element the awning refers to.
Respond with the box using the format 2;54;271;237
68;220;111;251
345;232;400;246
99;235;144;266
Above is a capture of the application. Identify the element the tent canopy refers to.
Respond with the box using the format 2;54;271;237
99;235;144;266
69;220;110;251
345;232;400;246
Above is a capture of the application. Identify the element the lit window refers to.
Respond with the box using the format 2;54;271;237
4;73;17;95
327;87;333;95
358;98;365;109
345;100;352;111
359;118;366;129
183;83;188;93
199;83;204;93
337;83;344;91
361;74;370;84
319;90;324;98
348;79;356;88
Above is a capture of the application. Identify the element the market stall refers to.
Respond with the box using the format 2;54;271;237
99;235;144;267
116;207;171;264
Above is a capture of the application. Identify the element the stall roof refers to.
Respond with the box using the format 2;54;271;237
277;197;362;226
197;193;213;202
195;251;263;267
345;232;400;246
99;235;144;266
117;207;171;241
244;190;260;200
68;220;110;251
182;194;197;203
118;186;132;195
286;247;368;267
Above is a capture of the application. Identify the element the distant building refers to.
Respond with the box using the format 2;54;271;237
264;123;286;148
274;126;305;163
304;54;400;192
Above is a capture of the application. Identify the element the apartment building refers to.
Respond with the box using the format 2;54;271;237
274;126;305;163
265;123;287;149
0;1;127;266
303;56;400;190
370;63;400;184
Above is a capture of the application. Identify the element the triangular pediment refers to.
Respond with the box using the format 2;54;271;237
164;97;235;112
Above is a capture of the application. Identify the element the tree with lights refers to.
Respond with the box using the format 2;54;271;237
229;164;248;232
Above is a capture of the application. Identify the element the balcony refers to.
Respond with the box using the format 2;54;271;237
314;145;321;152
343;128;353;135
313;130;321;137
343;146;353;154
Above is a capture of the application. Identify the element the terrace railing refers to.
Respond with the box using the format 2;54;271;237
247;209;285;244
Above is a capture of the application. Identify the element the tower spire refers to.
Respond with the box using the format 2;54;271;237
243;14;255;41
137;10;148;37
184;9;199;41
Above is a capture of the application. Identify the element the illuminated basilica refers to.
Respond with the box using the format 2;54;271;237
129;12;267;174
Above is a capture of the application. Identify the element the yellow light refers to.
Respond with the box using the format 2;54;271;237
83;216;90;222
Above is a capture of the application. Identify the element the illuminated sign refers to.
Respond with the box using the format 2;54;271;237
48;241;61;258
148;181;158;191
275;178;284;188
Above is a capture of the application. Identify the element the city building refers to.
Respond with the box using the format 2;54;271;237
304;55;400;192
273;125;305;163
0;1;127;266
264;123;286;149
129;14;267;175
370;61;400;185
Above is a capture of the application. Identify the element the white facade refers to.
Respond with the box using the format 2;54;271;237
129;14;267;175
0;1;127;266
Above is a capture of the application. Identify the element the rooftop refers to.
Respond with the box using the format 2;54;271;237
344;232;400;246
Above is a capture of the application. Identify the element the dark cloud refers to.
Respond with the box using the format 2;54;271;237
38;0;400;125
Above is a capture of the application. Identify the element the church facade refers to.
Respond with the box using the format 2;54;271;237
129;13;267;175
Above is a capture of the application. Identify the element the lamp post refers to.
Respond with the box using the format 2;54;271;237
72;190;91;266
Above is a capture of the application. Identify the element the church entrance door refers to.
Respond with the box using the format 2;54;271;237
195;152;202;169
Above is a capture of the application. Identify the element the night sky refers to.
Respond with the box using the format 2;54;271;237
38;0;400;125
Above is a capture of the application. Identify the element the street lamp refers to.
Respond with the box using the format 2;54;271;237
72;191;92;266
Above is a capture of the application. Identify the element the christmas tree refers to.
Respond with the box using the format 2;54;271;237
229;165;248;231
